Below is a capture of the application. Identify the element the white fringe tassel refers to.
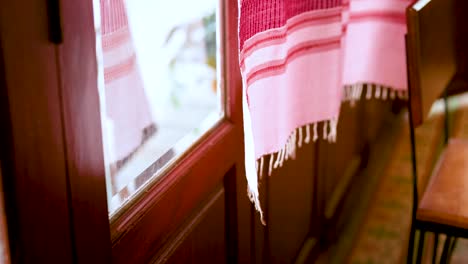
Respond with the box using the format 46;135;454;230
243;82;265;225
304;125;311;143
258;156;264;179
259;119;339;173
323;121;327;140
245;82;407;225
328;118;338;142
366;84;373;99
268;153;274;176
375;85;381;98
247;186;265;225
313;123;318;142
343;83;408;104
246;118;340;225
382;87;388;100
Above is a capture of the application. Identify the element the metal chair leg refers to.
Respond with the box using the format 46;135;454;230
440;236;452;264
407;224;417;263
416;230;426;264
407;88;420;264
447;237;458;263
432;232;439;264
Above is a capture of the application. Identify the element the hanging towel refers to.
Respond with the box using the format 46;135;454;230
100;0;156;182
239;0;412;224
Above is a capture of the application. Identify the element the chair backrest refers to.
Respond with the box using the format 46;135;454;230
406;0;457;126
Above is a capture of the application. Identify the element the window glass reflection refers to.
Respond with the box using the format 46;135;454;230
94;0;223;215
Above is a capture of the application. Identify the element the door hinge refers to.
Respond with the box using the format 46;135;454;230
47;0;63;44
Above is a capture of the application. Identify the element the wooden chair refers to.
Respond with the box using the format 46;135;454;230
405;0;466;263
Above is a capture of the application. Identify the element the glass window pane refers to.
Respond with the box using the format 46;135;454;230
93;0;224;216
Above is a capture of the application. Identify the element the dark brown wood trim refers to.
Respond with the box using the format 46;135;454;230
406;7;423;126
151;187;225;263
0;1;74;261
224;166;239;264
57;0;113;262
0;160;11;262
324;156;361;220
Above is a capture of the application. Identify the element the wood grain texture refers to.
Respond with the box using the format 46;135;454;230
406;0;457;126
0;1;74;262
455;0;468;79
111;123;239;263
320;100;392;243
57;0;113;262
267;142;315;263
0;164;11;263
418;139;468;230
152;187;226;263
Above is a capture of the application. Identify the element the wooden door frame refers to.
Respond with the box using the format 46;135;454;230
103;0;249;261
1;0;249;263
59;0;248;263
0;1;77;262
57;0;113;262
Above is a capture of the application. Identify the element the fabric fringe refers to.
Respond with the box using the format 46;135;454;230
246;82;406;224
264;121;337;173
247;185;265;225
245;82;407;223
248;119;339;225
343;83;408;105
262;120;338;174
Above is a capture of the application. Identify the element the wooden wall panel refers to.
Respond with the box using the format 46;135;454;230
320;99;393;242
322;103;361;210
152;188;226;264
235;164;255;264
267;143;315;263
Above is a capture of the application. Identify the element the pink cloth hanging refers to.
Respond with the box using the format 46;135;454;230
100;0;155;173
239;0;412;223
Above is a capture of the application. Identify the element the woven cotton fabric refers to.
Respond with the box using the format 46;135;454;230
239;0;412;223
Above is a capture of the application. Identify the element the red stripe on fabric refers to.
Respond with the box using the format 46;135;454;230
245;37;340;86
349;11;406;24
342;24;348;33
240;25;345;70
241;11;341;57
100;0;129;35
239;0;343;50
104;53;136;83
102;28;131;50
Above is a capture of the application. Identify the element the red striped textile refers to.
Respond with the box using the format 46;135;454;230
239;0;413;223
100;0;155;166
